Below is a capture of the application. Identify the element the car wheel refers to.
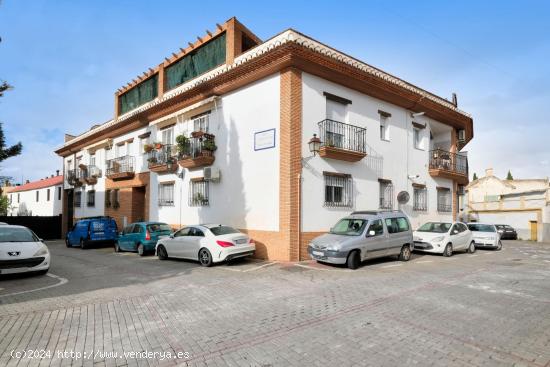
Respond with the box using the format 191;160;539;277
468;241;476;254
157;245;168;260
443;243;453;257
346;250;361;270
114;241;120;253
80;238;88;250
137;244;145;256
199;248;213;267
398;245;411;261
496;240;503;251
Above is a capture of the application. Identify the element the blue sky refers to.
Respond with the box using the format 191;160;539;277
0;0;549;183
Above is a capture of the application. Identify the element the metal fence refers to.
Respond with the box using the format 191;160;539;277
429;149;468;175
318;119;367;153
147;145;176;166
106;156;135;176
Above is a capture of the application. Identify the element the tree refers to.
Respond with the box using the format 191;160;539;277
0;82;22;162
472;172;478;181
0;195;8;215
506;170;514;180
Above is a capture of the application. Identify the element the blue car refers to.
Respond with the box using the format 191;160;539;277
115;222;172;256
66;216;118;249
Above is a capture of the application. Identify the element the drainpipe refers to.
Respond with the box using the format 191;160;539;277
298;171;302;262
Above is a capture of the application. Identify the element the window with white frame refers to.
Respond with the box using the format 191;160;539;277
74;190;82;208
379;111;391;141
437;188;452;212
161;126;174;145
379;180;394;209
159;182;175;206
323;172;353;207
413;186;428;211
139;137;149;153
89;153;96;166
413;128;422;149
47;189;50;201
192;113;210;133
189;179;209;206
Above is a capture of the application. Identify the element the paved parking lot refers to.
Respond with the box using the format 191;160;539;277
1;240;550;366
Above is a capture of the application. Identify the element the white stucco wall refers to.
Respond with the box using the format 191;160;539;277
301;72;454;232
8;184;63;216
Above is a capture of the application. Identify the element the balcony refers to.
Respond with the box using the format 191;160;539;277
147;144;178;174
106;156;135;180
317;119;367;162
66;169;83;187
429;149;468;184
78;165;102;185
177;135;216;169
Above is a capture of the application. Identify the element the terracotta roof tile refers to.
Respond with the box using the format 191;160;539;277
10;176;64;193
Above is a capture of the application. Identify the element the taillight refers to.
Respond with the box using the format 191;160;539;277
145;230;151;241
249;238;255;244
216;240;234;248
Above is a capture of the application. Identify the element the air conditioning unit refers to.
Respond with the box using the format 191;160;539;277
203;167;220;181
457;129;466;142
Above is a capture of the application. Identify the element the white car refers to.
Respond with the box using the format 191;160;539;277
155;224;255;266
0;225;50;275
413;221;475;257
467;223;502;250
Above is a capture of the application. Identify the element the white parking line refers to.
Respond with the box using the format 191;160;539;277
469;255;479;257
415;260;433;264
0;273;68;298
243;262;278;272
380;264;402;268
444;257;457;261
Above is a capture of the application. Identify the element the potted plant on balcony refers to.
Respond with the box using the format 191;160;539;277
176;135;190;159
143;143;154;153
154;141;163;150
191;130;205;138
201;139;217;157
147;156;158;164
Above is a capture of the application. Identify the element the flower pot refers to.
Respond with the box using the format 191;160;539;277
154;143;163;150
201;150;213;157
191;131;204;138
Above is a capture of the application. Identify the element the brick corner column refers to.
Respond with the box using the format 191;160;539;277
280;67;302;262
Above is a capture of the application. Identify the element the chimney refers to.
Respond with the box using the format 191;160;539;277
51;174;54;178
485;168;494;177
452;93;458;107
56;170;60;176
25;179;30;184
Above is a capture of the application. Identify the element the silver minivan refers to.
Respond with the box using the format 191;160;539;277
307;210;414;269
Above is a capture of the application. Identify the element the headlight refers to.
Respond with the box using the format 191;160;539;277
326;244;340;251
431;236;444;242
33;245;49;257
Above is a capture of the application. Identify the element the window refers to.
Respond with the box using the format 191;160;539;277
90;154;96;166
112;189;120;208
413;128;422;149
189;179;209;206
161;126;174;145
193;113;210;133
36;191;39;202
188;227;205;237
132;225;144;234
47;189;50;201
385;217;410;234
323;172;352;207
367;219;384;236
174;227;190;237
437;188;452;212
17;193;20;203
379;181;394;209
87;190;95;207
380;115;389;141
159;182;175;206
118;74;159;115
57;187;62;200
74;191;82;208
139;137;149;153
413;186;428;211
105;189;111;208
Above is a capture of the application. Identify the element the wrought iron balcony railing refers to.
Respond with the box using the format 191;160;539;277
318;119;367;153
429;149;468;176
106;155;135;176
147;144;176;167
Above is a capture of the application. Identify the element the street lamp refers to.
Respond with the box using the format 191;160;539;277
308;134;321;156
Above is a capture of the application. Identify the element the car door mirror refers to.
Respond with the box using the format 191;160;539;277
452;229;459;234
169;233;174;238
367;230;376;237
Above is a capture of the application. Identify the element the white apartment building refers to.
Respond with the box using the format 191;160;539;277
7;174;63;216
55;17;474;261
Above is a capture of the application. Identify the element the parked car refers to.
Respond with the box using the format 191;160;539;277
307;210;413;270
0;224;50;275
413;221;475;257
496;224;518;240
66;216;118;249
467;223;502;250
115;222;172;256
155;224;255;266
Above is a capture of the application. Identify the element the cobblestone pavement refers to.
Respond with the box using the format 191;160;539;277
1;240;550;366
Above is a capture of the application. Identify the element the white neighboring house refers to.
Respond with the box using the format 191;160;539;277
7;174;64;217
54;17;474;261
465;168;550;242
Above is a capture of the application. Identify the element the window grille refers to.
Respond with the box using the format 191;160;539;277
87;190;95;207
159;183;175;206
437;188;452;212
75;191;82;208
379;181;394;209
189;179;209;206
323;173;352;207
413;187;428;211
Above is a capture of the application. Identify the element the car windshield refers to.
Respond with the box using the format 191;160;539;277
147;223;172;232
468;224;496;232
209;226;240;236
0;227;38;243
330;219;367;236
417;222;452;233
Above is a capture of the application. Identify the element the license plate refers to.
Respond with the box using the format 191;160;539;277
312;250;324;257
236;239;248;244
